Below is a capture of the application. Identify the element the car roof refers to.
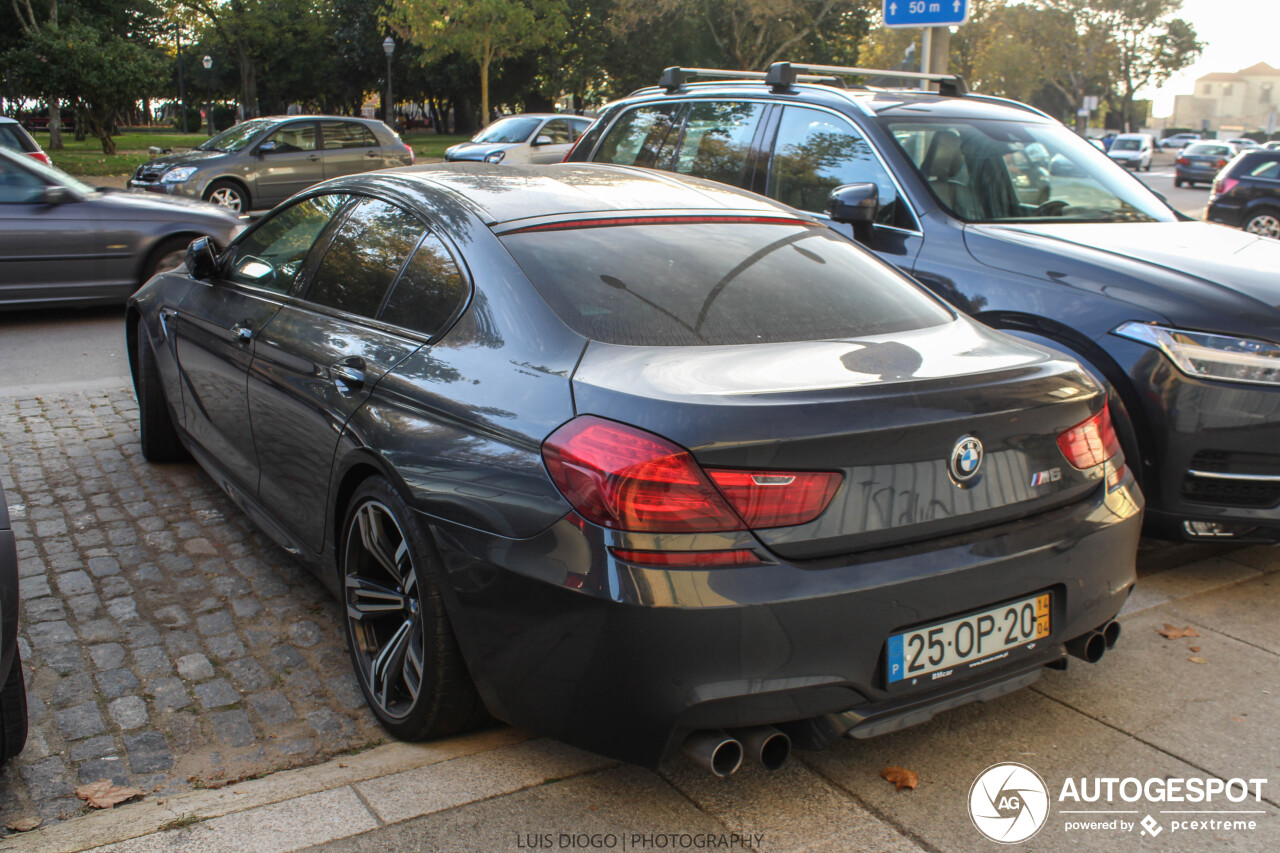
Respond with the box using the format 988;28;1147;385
494;113;589;121
367;162;801;226
0;117;17;124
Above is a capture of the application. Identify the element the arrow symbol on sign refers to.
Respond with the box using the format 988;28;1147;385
889;1;897;13
953;0;961;10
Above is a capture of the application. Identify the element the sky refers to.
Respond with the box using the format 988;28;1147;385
1139;0;1280;117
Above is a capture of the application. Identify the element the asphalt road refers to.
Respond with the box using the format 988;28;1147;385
3;153;1214;398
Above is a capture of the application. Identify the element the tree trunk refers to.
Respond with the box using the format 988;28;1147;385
47;101;63;150
479;46;491;126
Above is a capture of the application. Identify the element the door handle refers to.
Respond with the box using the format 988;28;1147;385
230;323;253;344
365;150;380;158
331;361;365;390
308;154;321;161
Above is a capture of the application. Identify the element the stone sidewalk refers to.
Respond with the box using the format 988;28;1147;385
0;387;384;830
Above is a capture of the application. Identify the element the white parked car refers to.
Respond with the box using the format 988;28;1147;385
1160;133;1201;150
1226;138;1259;151
444;114;594;165
1107;133;1155;171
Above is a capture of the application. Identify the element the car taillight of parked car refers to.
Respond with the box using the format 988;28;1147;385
403;143;415;165
1177;156;1190;167
542;415;842;534
1058;403;1120;470
1213;177;1239;196
1215;159;1228;169
27;151;51;165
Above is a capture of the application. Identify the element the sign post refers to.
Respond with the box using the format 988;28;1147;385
883;0;968;82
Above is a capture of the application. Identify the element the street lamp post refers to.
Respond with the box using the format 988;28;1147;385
382;37;395;129
202;55;214;136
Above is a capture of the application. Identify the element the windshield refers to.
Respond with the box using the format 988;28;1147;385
198;118;275;152
1112;139;1141;151
881;117;1175;224
473;117;541;144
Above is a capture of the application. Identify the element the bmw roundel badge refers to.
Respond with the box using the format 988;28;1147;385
950;436;983;482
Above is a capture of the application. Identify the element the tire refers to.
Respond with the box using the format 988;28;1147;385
203;179;249;214
1173;178;1182;188
142;236;192;284
0;650;28;765
134;321;189;463
1243;207;1280;239
340;476;483;741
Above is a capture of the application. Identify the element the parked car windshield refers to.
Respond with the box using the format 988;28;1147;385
500;220;953;346
1184;142;1233;158
197;118;275;152
1112;138;1142;151
881;117;1175;224
473;117;541;144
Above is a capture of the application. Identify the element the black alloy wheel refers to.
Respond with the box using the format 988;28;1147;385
340;477;481;740
0;650;28;764
135;322;190;463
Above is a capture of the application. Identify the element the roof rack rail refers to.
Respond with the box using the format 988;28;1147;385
769;62;970;97
658;66;844;94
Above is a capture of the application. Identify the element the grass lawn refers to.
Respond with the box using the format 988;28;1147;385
33;129;474;177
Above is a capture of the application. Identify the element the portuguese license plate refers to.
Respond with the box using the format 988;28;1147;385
887;592;1051;684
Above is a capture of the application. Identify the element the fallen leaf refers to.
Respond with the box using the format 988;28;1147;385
1157;624;1200;640
881;766;919;791
1188;656;1209;664
1189;646;1201;653
6;817;41;832
75;780;144;809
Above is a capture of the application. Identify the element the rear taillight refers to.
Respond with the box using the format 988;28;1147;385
1057;403;1121;470
1215;159;1227;169
704;469;841;529
1177;156;1189;166
610;548;763;567
542;416;742;532
1213;177;1239;196
404;142;415;165
542;416;843;532
28;151;51;165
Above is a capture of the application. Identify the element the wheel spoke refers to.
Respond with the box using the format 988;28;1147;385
371;618;413;709
402;615;425;702
345;575;407;620
357;504;403;584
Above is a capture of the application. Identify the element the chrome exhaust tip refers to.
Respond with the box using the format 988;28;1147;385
1102;620;1121;649
732;726;792;772
682;730;744;777
1066;629;1107;663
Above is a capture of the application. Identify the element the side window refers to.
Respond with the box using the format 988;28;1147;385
570;119;592;141
0;157;46;203
322;121;377;150
305;198;425;318
594;104;682;169
380;232;467;338
225;193;348;292
265;122;317;153
768;107;903;227
1250;159;1280;179
539;119;572;145
672;101;765;189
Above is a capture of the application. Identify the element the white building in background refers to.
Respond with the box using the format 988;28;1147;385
1171;62;1280;135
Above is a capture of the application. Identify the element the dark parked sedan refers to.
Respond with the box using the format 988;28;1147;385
0;147;242;308
128;164;1140;772
1207;149;1280;238
0;480;27;765
129;115;414;213
1175;141;1235;187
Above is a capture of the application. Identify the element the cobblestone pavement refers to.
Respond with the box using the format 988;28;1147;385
0;386;384;832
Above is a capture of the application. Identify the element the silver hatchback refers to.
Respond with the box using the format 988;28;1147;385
129;116;414;213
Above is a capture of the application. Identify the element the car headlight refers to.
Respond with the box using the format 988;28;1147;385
484;150;505;164
162;166;198;183
1114;322;1280;386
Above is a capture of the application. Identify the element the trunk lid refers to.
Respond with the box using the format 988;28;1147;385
571;318;1105;559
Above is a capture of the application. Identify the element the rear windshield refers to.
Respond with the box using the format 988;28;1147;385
1185;143;1232;157
499;220;952;346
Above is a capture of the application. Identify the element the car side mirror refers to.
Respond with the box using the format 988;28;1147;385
533;135;553;146
40;185;76;205
258;140;278;155
185;236;219;280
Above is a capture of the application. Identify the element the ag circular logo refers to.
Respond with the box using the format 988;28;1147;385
950;435;984;482
968;762;1050;844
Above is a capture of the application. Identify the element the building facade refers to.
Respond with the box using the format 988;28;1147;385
1171;62;1280;135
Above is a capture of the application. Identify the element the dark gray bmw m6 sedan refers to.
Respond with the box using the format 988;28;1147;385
127;163;1141;773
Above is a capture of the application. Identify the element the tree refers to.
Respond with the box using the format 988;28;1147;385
1095;0;1201;131
6;21;164;152
10;0;64;148
387;0;568;123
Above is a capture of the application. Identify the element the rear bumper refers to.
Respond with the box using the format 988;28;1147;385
1175;166;1220;182
425;473;1141;767
1205;200;1244;228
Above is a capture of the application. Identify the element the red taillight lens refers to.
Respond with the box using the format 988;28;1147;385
28;151;51;165
404;142;415;165
542;416;742;532
705;469;842;529
1214;177;1239;196
1215;159;1227;169
1177;156;1189;166
610;548;763;567
1057;403;1121;470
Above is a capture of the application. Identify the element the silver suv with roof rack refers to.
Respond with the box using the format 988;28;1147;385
568;61;1280;546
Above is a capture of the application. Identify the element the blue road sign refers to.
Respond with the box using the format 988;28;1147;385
884;0;969;28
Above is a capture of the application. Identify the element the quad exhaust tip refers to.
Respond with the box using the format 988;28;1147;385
732;726;792;772
1066;620;1121;663
683;731;744;777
